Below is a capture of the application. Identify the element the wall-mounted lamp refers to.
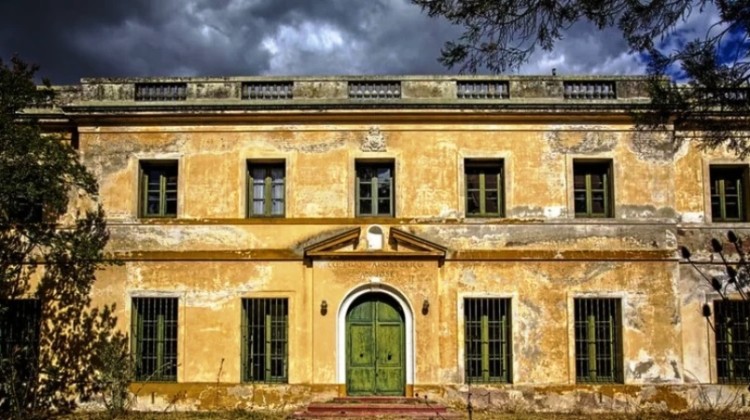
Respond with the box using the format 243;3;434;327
422;299;430;315
320;300;328;316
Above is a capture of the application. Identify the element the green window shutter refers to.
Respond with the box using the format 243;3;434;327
464;298;511;383
242;298;288;383
574;298;621;383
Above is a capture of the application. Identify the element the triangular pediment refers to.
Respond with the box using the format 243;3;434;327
303;226;446;264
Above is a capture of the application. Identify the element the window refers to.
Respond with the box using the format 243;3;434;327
710;166;748;222
714;300;750;383
464;298;512;383
465;160;503;217
5;197;43;223
574;298;623;383
242;298;288;383
131;297;178;381
140;161;178;218
356;161;394;217
573;160;613;218
0;299;41;389
247;162;285;217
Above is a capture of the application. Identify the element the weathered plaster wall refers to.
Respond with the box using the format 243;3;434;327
76;114;750;412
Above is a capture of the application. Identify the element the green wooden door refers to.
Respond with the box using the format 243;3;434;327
346;293;405;396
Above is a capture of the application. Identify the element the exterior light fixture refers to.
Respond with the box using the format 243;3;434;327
320;300;328;316
422;299;430;315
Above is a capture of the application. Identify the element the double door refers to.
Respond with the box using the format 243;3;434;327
346;293;405;395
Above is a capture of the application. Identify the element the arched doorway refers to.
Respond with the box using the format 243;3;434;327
345;292;405;396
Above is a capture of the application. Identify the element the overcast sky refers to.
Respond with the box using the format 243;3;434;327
0;0;721;84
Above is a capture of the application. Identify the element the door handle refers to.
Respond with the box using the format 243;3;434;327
360;353;364;358
387;352;392;361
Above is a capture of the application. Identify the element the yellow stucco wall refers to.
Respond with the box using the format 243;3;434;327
54;76;750;411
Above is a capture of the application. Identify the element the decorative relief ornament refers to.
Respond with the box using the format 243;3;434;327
361;126;386;152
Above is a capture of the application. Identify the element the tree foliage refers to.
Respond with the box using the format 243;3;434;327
413;0;750;156
0;56;127;419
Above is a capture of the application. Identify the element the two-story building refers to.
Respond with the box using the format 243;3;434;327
17;75;750;411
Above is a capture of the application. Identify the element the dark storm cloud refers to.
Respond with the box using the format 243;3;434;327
1;0;717;83
0;0;462;83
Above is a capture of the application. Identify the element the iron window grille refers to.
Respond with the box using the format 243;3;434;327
131;297;178;381
457;81;509;99
242;82;293;100
710;166;748;222
465;160;504;217
241;298;289;383
573;160;614;218
356;161;394;217
464;298;512;383
714;300;750;383
564;81;616;99
135;83;187;101
574;298;623;383
247;162;285;217
140;161;178;218
348;81;401;99
0;299;41;388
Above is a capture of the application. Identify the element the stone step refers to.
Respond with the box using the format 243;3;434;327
293;397;461;419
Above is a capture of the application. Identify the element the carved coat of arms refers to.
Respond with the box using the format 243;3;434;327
361;127;386;152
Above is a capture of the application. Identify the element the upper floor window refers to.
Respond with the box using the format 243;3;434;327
139;161;178;218
574;298;623;383
464;298;512;383
356;161;394;217
714;300;750;383
247;162;285;217
465;159;504;217
710;165;748;222
573;160;613;218
132;297;178;381
241;298;289;383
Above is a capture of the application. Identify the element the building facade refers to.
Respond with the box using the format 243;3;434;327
20;75;750;411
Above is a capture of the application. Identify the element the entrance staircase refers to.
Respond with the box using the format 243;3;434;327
293;396;460;419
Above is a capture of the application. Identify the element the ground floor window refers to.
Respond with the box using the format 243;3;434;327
0;299;41;390
715;300;750;383
464;298;512;383
574;298;623;383
131;297;178;381
242;298;288;383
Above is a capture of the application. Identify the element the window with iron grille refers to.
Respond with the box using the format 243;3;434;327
356;161;394;217
241;298;288;383
457;81;509;99
464;298;512;383
465;160;504;217
140;161;178;218
714;300;750;383
710;166;748;222
574;160;613;218
563;81;616;99
242;82;293;100
0;299;41;388
131;297;178;381
247;162;285;217
574;298;623;383
5;196;43;224
348;81;401;99
135;83;187;101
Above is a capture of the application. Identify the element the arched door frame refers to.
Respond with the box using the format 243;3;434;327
336;283;414;388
